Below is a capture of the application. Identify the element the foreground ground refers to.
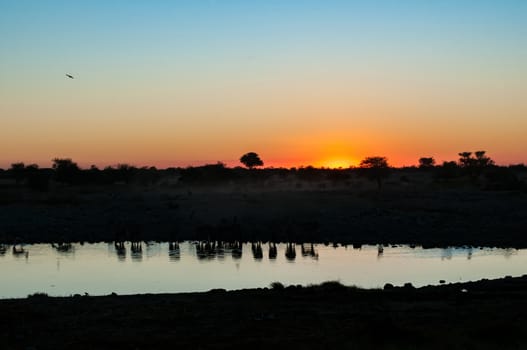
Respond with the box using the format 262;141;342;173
1;176;527;247
1;276;527;349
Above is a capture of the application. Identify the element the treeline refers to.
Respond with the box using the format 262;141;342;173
0;151;526;191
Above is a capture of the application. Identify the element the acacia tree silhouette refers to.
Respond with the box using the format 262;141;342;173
458;151;495;179
240;152;264;169
418;157;436;168
52;158;80;184
359;156;390;189
458;152;474;168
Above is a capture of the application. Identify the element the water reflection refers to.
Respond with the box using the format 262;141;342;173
114;242;126;261
195;241;243;260
377;244;383;257
131;241;143;261
269;243;277;259
251;242;263;260
441;247;453;260
231;242;242;260
107;241;321;262
285;243;296;261
169;242;180;261
52;243;74;254
12;244;28;259
1;242;526;298
301;243;318;259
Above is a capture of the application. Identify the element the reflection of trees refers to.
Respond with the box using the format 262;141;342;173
285;243;296;261
441;248;452;260
196;241;216;260
251;242;263;260
12;244;25;255
52;243;74;253
195;241;243;260
301;243;318;259
169;242;180;261
268;243;277;259
503;248;515;259
131;241;143;261
114;241;126;261
12;244;29;259
231;242;242;259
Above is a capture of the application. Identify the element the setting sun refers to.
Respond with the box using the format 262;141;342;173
316;157;357;169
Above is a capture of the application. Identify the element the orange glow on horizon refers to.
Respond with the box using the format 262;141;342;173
314;157;357;169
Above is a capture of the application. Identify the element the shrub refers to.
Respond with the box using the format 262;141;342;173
270;281;285;290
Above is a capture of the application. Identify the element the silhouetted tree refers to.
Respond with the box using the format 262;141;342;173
52;158;80;184
418;157;436;169
458;151;495;179
25;164;39;172
180;162;233;184
10;162;25;184
240;152;263;169
458;152;473;168
435;161;460;179
359;156;390;189
116;164;137;184
474;151;494;168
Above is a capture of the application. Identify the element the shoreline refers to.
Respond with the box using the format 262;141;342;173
2;276;527;348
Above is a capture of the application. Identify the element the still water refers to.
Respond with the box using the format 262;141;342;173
0;242;525;299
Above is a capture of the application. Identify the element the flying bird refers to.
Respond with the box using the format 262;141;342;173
66;74;74;79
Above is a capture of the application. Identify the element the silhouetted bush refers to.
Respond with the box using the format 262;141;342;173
403;282;415;290
9;162;26;184
27;170;51;192
482;167;521;190
27;292;49;299
418;157;436;169
435;161;461;179
179;163;235;184
52;158;80;184
270;281;285;290
358;156;390;189
297;166;323;182
318;280;346;291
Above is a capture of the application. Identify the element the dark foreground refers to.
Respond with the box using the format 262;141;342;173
2;276;527;349
2;183;527;247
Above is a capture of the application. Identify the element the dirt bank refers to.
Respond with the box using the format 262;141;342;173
1;276;527;349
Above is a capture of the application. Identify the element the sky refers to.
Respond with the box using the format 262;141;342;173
1;0;526;168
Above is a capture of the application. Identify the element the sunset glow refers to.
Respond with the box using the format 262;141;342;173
1;1;526;168
315;157;357;169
